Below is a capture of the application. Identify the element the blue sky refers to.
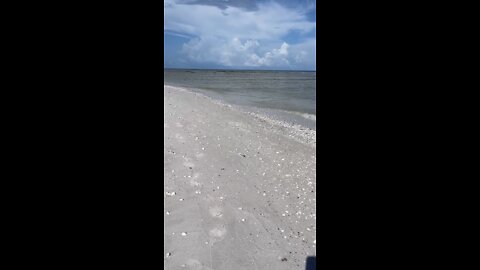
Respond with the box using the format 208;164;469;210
164;0;316;70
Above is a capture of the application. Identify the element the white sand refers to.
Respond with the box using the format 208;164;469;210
164;85;316;270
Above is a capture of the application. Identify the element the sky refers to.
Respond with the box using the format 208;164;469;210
164;0;316;70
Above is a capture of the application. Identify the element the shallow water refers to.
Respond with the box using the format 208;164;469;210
164;69;316;129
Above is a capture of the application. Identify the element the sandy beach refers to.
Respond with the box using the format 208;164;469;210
164;85;316;269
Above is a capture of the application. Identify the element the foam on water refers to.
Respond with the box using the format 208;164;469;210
165;85;316;147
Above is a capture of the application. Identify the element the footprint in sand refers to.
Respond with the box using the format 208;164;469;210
209;227;227;238
182;258;212;270
208;206;223;218
189;173;202;187
175;134;186;142
183;162;195;168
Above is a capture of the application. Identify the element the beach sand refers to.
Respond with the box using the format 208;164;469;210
164;85;316;270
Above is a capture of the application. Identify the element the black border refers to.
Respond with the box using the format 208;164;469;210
7;0;456;268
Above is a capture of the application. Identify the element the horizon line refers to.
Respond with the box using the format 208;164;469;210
164;67;316;72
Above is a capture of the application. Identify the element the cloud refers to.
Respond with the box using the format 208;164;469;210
289;38;316;68
164;0;316;69
245;42;290;67
182;38;294;67
175;0;259;11
165;1;315;40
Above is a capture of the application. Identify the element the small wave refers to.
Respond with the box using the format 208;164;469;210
285;111;316;121
164;85;316;147
301;113;316;121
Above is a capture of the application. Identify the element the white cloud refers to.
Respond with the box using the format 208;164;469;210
165;0;316;69
182;38;296;68
245;42;290;67
290;38;316;69
165;1;315;40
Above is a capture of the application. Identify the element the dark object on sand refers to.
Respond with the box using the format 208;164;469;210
305;256;316;270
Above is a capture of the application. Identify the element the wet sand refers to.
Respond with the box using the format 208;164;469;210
164;85;316;270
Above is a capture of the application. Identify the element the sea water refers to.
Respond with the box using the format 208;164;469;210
164;69;316;130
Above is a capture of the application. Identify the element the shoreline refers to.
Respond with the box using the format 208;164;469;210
164;84;316;146
164;85;316;269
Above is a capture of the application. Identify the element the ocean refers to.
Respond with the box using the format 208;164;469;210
164;69;316;130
